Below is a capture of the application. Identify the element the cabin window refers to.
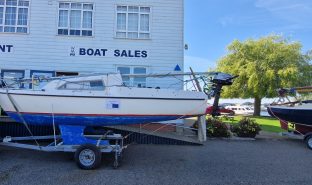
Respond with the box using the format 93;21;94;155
60;80;104;90
58;2;93;36
0;0;30;33
117;66;147;87
116;5;150;39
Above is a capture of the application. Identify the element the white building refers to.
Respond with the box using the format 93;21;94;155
0;0;184;89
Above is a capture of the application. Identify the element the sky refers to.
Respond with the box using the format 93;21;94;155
184;0;312;72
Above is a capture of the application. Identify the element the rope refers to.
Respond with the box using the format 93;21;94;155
1;74;212;97
5;87;41;148
51;104;57;146
267;105;305;136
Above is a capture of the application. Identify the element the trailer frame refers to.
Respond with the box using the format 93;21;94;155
0;133;125;169
281;131;312;150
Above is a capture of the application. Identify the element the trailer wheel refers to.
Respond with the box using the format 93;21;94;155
305;135;312;150
75;144;102;170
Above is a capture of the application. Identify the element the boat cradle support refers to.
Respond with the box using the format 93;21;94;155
0;125;125;169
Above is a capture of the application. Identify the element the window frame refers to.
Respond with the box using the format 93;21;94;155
57;2;94;37
1;69;25;88
58;80;105;91
0;0;30;34
29;70;55;89
116;66;148;87
115;5;151;40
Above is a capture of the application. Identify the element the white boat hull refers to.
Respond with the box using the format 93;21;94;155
0;88;207;126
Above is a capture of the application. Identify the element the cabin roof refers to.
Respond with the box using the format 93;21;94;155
42;74;123;90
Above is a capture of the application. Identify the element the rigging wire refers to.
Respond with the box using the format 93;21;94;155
122;101;207;147
3;81;41;148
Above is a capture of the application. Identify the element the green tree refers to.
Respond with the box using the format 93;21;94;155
216;35;312;116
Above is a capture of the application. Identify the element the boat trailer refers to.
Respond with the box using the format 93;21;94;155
279;121;312;150
269;86;312;150
0;125;125;170
0;84;125;170
281;131;312;149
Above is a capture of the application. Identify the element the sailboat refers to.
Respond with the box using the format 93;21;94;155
0;72;236;170
0;72;235;127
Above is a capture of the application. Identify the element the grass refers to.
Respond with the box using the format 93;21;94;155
219;115;284;133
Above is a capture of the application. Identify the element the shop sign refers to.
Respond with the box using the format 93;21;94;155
0;45;13;53
70;47;148;58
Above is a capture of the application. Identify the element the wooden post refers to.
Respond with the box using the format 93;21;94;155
189;67;206;142
197;115;207;142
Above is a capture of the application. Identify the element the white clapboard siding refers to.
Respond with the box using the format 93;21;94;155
0;0;184;89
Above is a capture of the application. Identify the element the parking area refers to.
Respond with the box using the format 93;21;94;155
0;138;312;185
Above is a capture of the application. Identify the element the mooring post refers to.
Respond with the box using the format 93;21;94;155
197;115;207;142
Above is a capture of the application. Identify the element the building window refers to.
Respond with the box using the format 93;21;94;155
0;0;30;33
56;71;79;76
117;66;147;87
58;2;93;36
116;5;150;39
30;70;55;90
1;69;25;88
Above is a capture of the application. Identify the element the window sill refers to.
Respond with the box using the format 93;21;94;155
0;32;29;35
55;34;95;38
113;37;151;41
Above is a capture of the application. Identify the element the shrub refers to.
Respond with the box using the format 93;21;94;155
231;118;261;138
206;118;230;138
192;118;230;138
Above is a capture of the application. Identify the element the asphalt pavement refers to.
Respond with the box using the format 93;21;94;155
0;138;312;185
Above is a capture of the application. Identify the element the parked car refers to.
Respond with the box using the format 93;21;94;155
225;105;254;115
206;106;235;116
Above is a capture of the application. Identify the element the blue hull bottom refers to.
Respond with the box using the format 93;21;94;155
6;112;189;126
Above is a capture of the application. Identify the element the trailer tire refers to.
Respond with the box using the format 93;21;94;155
75;144;102;170
305;135;312;150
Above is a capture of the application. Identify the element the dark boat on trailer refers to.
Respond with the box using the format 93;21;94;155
267;86;312;149
268;100;312;126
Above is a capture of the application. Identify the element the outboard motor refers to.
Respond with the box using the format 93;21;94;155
211;73;236;86
205;73;238;117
